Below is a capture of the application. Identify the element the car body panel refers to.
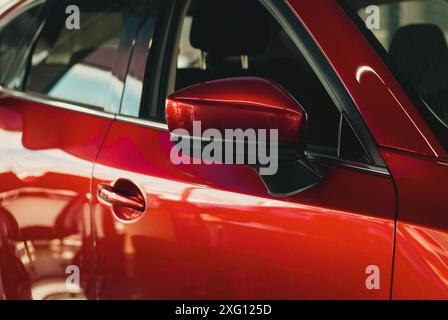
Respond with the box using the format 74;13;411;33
92;119;396;299
0;93;113;299
287;0;446;158
381;148;448;299
0;0;447;300
288;0;448;298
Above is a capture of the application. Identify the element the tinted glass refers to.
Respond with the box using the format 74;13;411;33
0;2;46;87
341;0;448;151
25;0;130;110
172;0;341;151
120;0;163;118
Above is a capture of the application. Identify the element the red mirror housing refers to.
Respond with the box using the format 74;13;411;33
166;77;322;196
166;77;307;155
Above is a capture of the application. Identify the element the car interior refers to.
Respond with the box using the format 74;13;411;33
346;0;448;127
170;0;341;151
0;0;372;163
0;2;44;86
24;0;126;110
389;23;448;125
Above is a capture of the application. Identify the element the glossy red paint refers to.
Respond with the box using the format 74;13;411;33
286;0;448;298
0;94;112;299
380;148;448;299
0;0;447;300
166;77;306;143
97;179;147;222
287;0;447;158
92;120;395;299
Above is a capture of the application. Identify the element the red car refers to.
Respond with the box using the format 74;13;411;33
0;0;447;300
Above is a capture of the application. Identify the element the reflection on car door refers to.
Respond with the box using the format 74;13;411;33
92;119;396;299
0;97;113;299
91;1;397;299
0;0;139;300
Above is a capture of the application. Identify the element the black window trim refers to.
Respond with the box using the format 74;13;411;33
0;0;49;88
0;85;115;119
0;0;46;28
17;0;142;113
0;0;168;126
134;0;388;171
91;0;390;177
262;0;386;168
0;0;391;176
138;0;177;121
337;0;448;155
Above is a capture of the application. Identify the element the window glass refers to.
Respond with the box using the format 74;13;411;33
177;16;201;70
120;0;163;118
341;0;448;151
0;2;46;87
170;0;341;153
25;0;130;111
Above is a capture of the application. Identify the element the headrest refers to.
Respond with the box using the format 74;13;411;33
389;24;448;87
190;0;269;56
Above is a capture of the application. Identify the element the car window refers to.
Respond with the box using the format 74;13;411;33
24;0;131;111
0;1;46;87
119;0;163;117
341;0;448;152
154;0;372;164
170;0;341;152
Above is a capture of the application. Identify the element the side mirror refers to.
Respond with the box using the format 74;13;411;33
166;77;322;196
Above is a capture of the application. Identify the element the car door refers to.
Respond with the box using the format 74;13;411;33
337;0;448;299
0;0;140;300
91;0;397;299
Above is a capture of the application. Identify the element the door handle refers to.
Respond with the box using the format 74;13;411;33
97;183;146;212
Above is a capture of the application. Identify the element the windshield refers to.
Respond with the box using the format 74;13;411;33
340;0;448;151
